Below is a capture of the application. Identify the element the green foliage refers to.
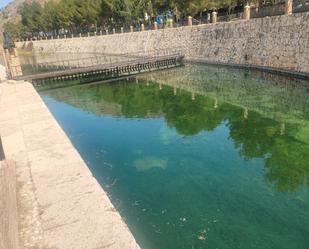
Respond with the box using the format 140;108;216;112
19;0;44;34
3;21;26;40
4;0;247;39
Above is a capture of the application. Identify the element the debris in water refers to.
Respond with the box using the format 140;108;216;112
103;162;113;168
197;234;206;240
197;229;207;240
106;178;117;188
132;200;141;206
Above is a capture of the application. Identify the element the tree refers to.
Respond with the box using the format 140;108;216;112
6;0;250;39
19;1;44;35
3;21;26;40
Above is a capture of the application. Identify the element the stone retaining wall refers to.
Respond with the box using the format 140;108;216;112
16;12;309;74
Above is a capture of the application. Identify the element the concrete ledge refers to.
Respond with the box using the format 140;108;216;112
0;81;140;249
0;160;19;249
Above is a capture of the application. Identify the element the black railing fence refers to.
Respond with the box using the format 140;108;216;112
16;47;183;76
293;0;309;13
251;3;286;18
251;0;309;18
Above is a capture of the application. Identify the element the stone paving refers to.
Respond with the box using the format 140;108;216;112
0;81;140;249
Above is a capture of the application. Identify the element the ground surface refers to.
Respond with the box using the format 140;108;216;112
0;80;140;249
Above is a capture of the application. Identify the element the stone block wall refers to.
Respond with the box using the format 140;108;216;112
15;12;309;74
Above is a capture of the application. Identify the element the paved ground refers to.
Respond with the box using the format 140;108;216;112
0;81;140;249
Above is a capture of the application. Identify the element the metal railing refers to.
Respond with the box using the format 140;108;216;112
16;47;183;77
293;0;309;13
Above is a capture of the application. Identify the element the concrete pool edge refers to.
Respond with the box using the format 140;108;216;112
0;81;140;249
185;58;309;80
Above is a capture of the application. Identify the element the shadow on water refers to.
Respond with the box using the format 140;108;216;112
38;64;309;249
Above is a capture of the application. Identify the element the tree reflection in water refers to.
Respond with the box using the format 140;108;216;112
40;64;309;193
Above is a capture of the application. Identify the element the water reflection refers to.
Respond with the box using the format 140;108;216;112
41;65;309;193
40;64;309;249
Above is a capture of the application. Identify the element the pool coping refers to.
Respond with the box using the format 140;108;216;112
186;58;309;80
0;80;140;249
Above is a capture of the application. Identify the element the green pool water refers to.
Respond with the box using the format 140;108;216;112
39;64;309;249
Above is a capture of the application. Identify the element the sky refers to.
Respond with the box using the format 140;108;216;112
0;0;13;9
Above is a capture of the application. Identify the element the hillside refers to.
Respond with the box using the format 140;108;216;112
0;0;47;36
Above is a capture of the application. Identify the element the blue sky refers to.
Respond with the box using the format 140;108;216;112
0;0;13;9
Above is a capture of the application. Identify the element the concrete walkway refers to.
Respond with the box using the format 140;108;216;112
0;81;140;249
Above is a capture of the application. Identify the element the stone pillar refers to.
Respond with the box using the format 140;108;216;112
121;27;124;33
188;16;193;26
212;11;217;23
57;35;59;39
106;30;109;35
71;34;74;38
285;0;293;15
51;36;53;40
100;30;102;35
130;26;134;32
87;32;90;37
244;5;251;20
64;34;66;39
191;92;195;101
113;28;116;34
154;22;158;30
79;33;82;37
168;18;173;28
94;31;97;36
141;24;145;31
